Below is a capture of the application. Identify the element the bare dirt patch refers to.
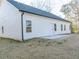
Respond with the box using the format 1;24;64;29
0;34;79;59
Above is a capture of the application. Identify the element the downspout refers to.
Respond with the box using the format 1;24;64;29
21;11;24;42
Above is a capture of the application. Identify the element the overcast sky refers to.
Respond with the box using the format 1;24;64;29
15;0;71;18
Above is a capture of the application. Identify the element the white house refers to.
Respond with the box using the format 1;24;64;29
0;0;71;41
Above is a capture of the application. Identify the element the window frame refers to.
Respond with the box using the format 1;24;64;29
26;20;32;33
2;26;4;34
54;24;57;31
61;24;63;31
64;25;66;31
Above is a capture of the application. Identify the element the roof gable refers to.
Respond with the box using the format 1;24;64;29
7;0;70;23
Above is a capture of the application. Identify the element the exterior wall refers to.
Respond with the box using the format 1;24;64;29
0;0;71;41
23;13;71;40
0;0;22;41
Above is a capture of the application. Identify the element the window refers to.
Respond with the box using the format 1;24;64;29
54;24;57;31
61;24;63;31
26;20;32;32
64;25;66;31
2;26;4;34
69;24;71;30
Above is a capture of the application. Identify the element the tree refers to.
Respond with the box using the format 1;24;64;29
31;0;52;12
0;0;3;4
61;0;79;33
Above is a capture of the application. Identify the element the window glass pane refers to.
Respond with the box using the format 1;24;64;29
64;25;66;31
26;27;32;32
69;24;71;30
61;24;63;31
26;20;31;26
54;24;57;31
2;26;4;34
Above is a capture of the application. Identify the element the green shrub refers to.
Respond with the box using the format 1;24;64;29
72;24;78;33
56;41;63;44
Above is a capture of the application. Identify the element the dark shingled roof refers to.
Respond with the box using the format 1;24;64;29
7;0;70;23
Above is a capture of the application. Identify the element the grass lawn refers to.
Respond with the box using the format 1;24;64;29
0;34;79;59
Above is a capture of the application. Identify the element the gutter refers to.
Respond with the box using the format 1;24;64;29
21;11;24;42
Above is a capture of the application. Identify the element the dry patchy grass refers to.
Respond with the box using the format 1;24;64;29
0;34;79;59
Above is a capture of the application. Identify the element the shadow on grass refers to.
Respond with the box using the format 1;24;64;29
0;37;68;47
0;37;22;44
24;38;68;47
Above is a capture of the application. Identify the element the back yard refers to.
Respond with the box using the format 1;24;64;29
0;34;79;59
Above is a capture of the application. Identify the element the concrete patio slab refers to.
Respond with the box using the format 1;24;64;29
42;34;70;40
